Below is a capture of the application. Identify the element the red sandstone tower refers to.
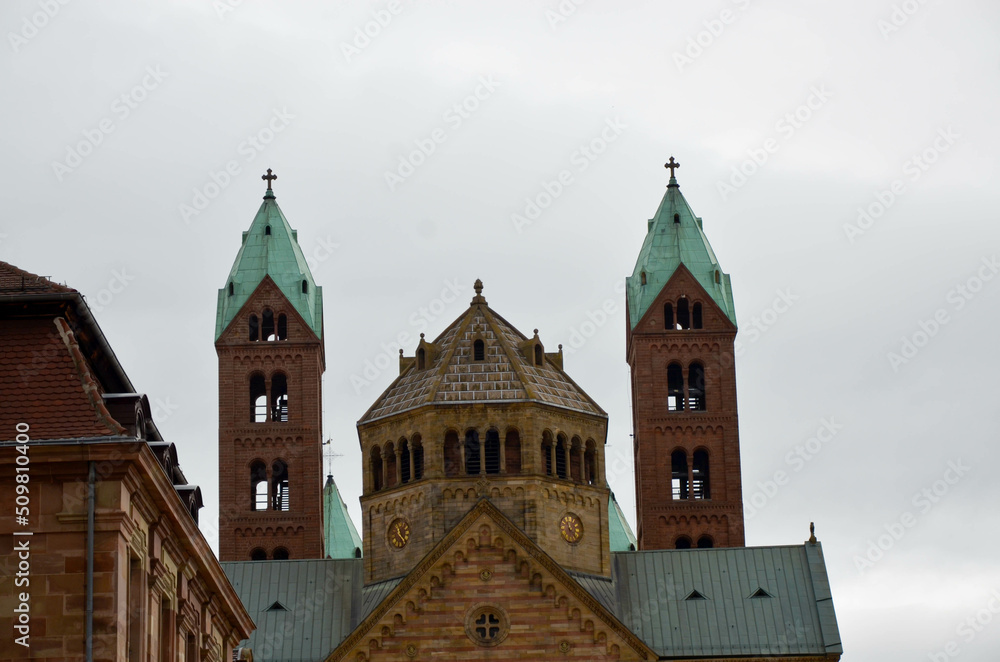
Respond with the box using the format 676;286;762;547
626;159;745;550
216;173;325;561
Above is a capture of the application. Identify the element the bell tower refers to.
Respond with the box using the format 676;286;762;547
216;171;326;561
625;158;745;550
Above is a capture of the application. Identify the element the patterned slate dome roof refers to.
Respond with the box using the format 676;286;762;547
360;282;605;423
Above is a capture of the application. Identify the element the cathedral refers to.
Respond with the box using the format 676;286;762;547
214;164;843;661
0;161;843;661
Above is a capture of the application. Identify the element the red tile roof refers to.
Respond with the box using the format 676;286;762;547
0;261;75;294
0;316;125;440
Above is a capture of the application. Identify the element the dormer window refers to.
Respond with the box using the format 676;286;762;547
473;339;485;361
533;344;543;366
265;225;271;236
673;213;680;224
228;282;234;296
417;347;426;370
301;280;308;294
640;272;647;285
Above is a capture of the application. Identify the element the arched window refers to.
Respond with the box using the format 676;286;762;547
250;548;266;561
273;547;290;560
664;302;674;330
465;429;480;475
541;432;553;476
676;298;690;330
570;437;583;483
412;435;424;480
417;347;426;370
301;280;308;294
384;442;397;488
277;314;287;340
534;344;543;366
264;225;271;236
443;431;460;477
251;461;267;511
484;429;500;474
673;213;680;224
667;363;685;412
688;363;706;411
270;373;288;422
271;460;289;511
250;374;267;423
641;271;647;285
671;450;689;500
504;429;521;474
228;282;234;296
399;440;411;484
371;447;383;491
692;450;710;499
692;303;703;329
473;339;485;361
555;434;568;480
262;309;275;341
697;536;714;549
584;440;597;485
675;536;692;549
249;314;259;341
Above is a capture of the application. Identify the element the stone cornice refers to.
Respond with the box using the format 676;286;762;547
357;399;609;438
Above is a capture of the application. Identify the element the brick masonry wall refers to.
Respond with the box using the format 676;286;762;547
333;513;651;661
216;279;325;562
627;268;746;549
0;445;246;661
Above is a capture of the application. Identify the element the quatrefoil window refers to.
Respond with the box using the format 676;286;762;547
465;605;509;647
474;612;501;641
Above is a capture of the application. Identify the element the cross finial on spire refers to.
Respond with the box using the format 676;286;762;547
262;168;277;189
665;156;680;187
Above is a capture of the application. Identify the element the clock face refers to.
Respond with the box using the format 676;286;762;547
559;514;583;543
388;518;411;549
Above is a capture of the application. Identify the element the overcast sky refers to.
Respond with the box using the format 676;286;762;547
3;1;998;658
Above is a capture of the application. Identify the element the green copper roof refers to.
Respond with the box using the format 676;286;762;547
215;187;323;340
610;543;842;657
626;176;736;329
608;492;637;552
324;474;363;559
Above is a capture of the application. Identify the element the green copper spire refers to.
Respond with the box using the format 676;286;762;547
608;492;637;552
323;474;363;559
626;160;736;329
215;172;323;340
